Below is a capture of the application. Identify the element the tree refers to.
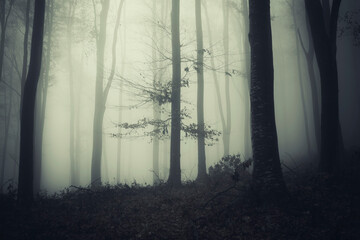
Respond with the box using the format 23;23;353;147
152;0;160;185
91;0;123;185
195;0;206;180
249;0;288;201
34;0;55;193
18;0;46;205
167;0;181;187
222;0;232;157
67;0;78;186
304;0;343;173
298;17;321;154
0;0;15;84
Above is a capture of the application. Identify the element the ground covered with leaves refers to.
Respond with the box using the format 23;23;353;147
1;159;360;239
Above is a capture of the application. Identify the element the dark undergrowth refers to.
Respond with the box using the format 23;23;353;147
1;155;360;240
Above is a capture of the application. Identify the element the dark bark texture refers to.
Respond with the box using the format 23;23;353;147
18;0;46;205
249;0;288;201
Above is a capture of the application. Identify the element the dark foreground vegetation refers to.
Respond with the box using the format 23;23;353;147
1;156;360;240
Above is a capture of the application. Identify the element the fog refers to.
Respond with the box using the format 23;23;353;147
1;0;359;193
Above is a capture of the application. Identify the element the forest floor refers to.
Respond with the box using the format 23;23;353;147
1;160;360;240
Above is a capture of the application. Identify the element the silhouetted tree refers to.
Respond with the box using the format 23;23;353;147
18;0;46;205
168;0;181;187
304;0;343;173
195;0;206;180
249;0;288;201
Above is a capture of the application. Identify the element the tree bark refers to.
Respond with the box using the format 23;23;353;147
168;0;181;187
18;0;45;206
249;0;288;201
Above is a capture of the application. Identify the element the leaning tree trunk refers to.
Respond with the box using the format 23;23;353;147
18;0;46;206
249;0;288;201
168;0;181;187
195;0;206;180
304;0;343;173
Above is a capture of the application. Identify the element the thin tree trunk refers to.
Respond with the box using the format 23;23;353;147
223;0;231;156
298;18;321;153
1;71;12;192
249;0;288;201
151;0;160;185
0;0;14;84
195;0;206;180
18;0;45;206
203;1;227;157
67;0;77;186
291;3;312;154
117;2;126;184
168;0;181;187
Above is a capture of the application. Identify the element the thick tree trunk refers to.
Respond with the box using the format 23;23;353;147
18;0;45;205
249;0;288;201
304;0;343;173
168;0;181;187
91;0;110;186
195;0;206;180
33;0;54;194
21;0;31;98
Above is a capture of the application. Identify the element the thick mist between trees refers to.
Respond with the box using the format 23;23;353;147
0;0;359;194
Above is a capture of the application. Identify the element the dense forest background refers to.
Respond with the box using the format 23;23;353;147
0;0;359;195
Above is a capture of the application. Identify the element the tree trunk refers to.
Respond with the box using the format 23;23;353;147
0;71;12;192
152;0;160;185
67;0;77;186
298;18;321;153
291;3;312;155
21;0;31;99
195;0;206;180
117;1;126;184
304;0;343;173
249;0;288;201
168;0;181;187
18;0;45;206
242;0;252;160
33;0;54;195
91;0;110;186
223;0;231;156
203;1;227;157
